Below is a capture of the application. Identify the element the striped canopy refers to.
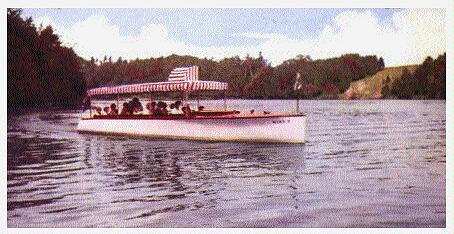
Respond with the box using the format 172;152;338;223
168;66;199;82
87;80;228;96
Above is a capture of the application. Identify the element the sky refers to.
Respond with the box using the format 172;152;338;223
22;8;446;66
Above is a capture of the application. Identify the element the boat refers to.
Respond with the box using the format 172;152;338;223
77;66;307;143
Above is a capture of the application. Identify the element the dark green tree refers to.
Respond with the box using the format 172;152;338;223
7;8;85;113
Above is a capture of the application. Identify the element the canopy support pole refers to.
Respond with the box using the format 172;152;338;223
296;91;300;114
116;94;120;113
296;99;299;113
183;91;189;107
181;91;184;106
223;90;227;110
197;91;200;109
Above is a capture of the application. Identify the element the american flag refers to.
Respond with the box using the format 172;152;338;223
168;66;199;82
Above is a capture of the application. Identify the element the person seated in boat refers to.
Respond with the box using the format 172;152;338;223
154;102;161;115
127;100;136;114
103;106;110;115
120;102;130;115
95;106;102;116
174;100;182;111
169;103;180;115
130;97;143;114
156;101;168;116
109;103;118;115
145;102;152;115
198;106;205;111
127;100;135;114
146;101;157;115
162;102;169;115
182;104;192;117
171;101;183;114
132;105;143;114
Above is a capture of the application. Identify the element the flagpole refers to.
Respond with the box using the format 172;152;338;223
296;92;299;114
294;72;302;114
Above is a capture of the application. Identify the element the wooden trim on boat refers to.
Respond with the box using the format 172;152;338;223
81;112;306;121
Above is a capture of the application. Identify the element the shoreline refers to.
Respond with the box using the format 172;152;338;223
7;99;446;117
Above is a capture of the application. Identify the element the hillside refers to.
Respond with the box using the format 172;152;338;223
340;65;419;99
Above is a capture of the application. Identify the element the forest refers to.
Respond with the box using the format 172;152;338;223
382;53;446;99
7;9;446;113
82;53;385;99
7;9;85;113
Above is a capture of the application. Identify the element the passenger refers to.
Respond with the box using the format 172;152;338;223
145;103;152;114
155;102;162;115
161;102;169;115
156;101;168;116
95;106;102;116
127;100;135;114
127;100;134;113
170;101;183;114
169;103;180;115
174;101;182;111
182;104;192;117
109;103;118;115
131;97;143;114
133;105;144;115
103;106;110;115
198;106;205;111
120;102;130;115
146;101;156;115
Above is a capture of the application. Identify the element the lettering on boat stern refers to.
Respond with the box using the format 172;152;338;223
272;119;290;124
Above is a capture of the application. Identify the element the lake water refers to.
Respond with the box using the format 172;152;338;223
7;100;446;227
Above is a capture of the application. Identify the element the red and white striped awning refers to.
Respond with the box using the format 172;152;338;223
87;80;228;96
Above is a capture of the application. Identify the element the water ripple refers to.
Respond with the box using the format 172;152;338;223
7;100;445;227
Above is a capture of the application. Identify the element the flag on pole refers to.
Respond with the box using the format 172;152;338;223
294;72;303;90
168;66;199;82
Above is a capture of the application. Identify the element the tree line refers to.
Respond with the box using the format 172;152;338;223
82;53;385;100
7;9;85;113
382;53;446;99
7;9;445;114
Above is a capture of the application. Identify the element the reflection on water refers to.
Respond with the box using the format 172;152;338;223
7;100;445;227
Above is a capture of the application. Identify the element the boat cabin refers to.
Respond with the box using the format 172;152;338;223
84;66;240;119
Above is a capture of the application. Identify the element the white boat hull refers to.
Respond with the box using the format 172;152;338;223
77;115;306;143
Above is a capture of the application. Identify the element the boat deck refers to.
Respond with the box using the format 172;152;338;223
82;110;305;120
